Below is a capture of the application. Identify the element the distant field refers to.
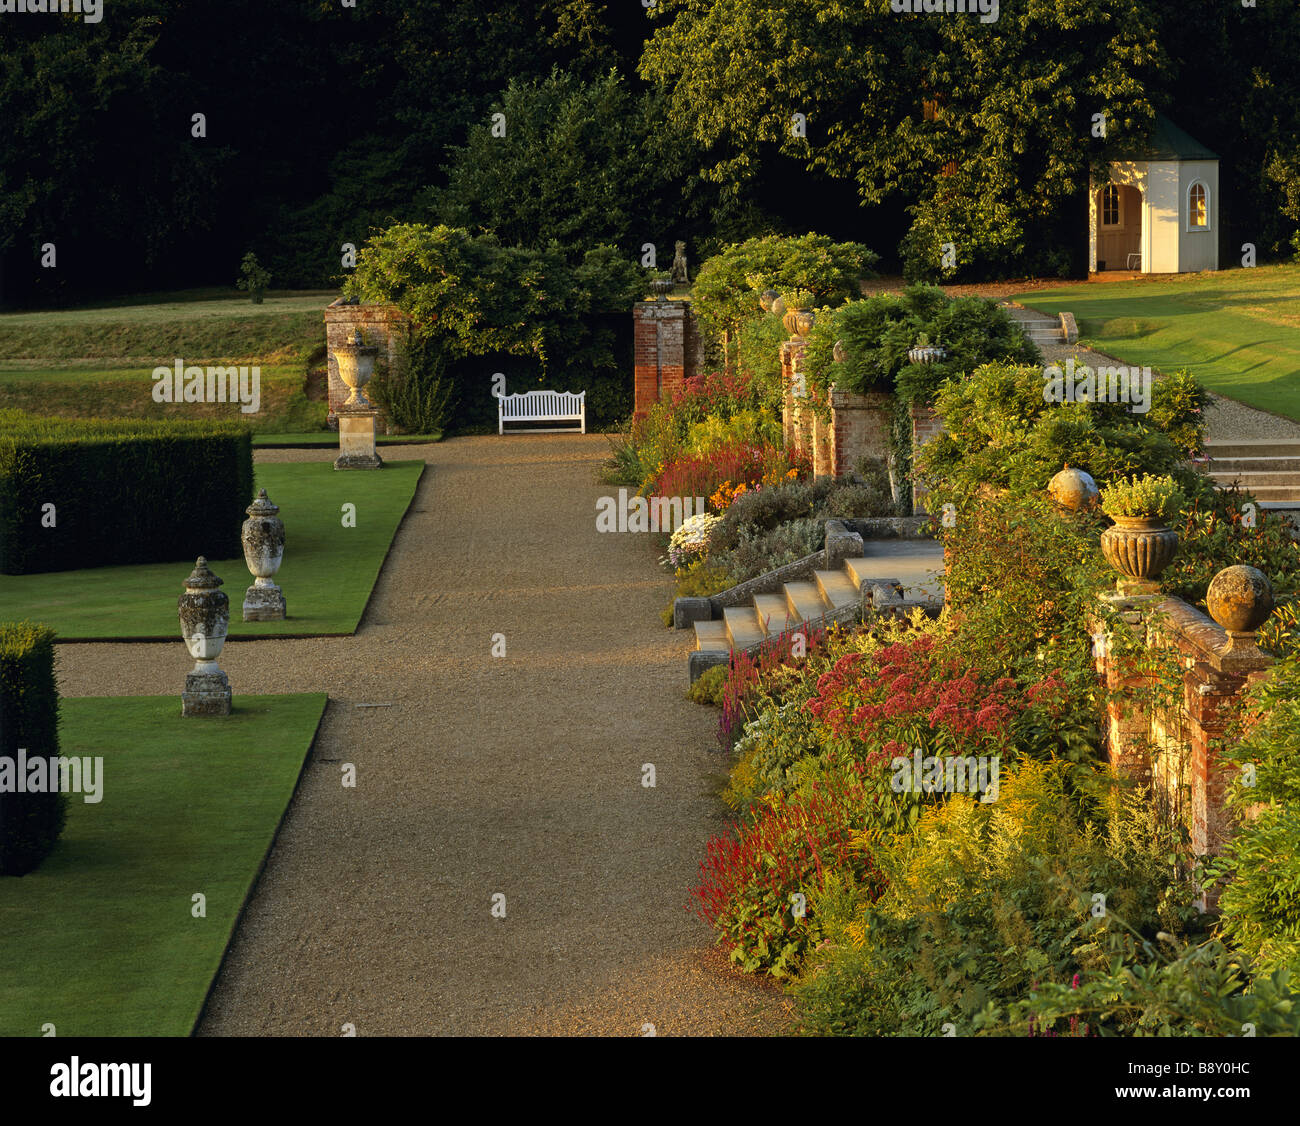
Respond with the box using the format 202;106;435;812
1012;264;1300;421
0;289;336;432
0;290;334;363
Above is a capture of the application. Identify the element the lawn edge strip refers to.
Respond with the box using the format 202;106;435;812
188;691;330;1037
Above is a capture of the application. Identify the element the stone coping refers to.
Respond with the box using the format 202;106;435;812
1149;596;1275;674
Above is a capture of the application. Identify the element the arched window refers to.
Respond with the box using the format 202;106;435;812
1101;184;1121;227
1188;181;1210;230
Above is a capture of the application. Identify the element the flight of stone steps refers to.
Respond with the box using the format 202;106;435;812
1000;303;1074;347
1204;438;1300;508
690;555;939;681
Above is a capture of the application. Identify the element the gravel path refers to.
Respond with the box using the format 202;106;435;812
55;436;792;1036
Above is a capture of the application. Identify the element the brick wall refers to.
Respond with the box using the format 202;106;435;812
633;300;703;417
910;403;945;514
324;299;410;428
829;389;892;478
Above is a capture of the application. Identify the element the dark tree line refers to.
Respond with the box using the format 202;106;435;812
2;0;1298;306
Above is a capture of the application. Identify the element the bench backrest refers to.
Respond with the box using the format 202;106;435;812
499;390;585;419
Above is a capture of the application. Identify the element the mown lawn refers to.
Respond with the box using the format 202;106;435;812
0;460;423;640
1011;264;1300;421
0;693;327;1037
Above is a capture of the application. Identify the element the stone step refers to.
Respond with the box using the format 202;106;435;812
815;568;860;609
842;557;876;592
784;580;829;624
1204;438;1300;459
1211;471;1300;488
1224;486;1300;502
723;605;766;650
1209;457;1300;473
753;593;799;636
693;619;728;653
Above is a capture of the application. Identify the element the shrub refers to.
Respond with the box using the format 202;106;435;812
0;411;253;574
689;768;885;977
804;286;1039;400
1163;486;1300;608
687;664;727;706
793;762;1200;1036
1100;474;1186;520
650;441;807;506
918;363;1210;504
371;333;455;436
0;622;65;877
690;234;878;365
1211;652;1300;977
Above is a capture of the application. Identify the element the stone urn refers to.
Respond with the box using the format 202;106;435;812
649;277;674;302
1048;466;1100;512
1099;516;1179;591
177;557;232;716
783;306;814;340
1207;565;1275;654
334;329;379;409
241;489;286;621
907;343;948;365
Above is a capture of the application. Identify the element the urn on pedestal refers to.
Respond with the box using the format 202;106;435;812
241;488;286;621
178;557;232;716
334;328;384;470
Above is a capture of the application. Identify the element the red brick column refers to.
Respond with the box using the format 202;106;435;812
324;299;410;428
633;300;701;418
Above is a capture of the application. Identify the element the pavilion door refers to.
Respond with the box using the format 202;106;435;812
1097;184;1142;270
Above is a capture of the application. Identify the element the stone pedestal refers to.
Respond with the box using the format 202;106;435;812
183;664;232;717
243;579;286;621
335;410;384;470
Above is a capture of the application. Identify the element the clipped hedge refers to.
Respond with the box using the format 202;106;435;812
0;622;64;876
0;411;253;574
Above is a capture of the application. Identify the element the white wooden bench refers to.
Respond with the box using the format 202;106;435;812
498;390;586;434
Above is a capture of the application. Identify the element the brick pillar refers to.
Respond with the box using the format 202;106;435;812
788;339;811;458
324;299;410;429
633;300;700;417
1091;605;1156;783
909;403;945;515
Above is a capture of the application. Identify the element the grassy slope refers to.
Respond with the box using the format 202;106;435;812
0;460;424;640
1012;264;1300;421
0;289;333;433
0;693;327;1036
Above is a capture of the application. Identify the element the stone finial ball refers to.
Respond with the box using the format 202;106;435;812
771;296;787;316
1207;565;1275;635
1048;466;1100;512
759;288;779;312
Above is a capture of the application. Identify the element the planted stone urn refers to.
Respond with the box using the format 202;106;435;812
1098;474;1184;593
334;328;379;409
1207;565;1275;654
178;556;232;716
907;334;948;365
1048;465;1100;512
780;291;814;339
241;488;286;621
